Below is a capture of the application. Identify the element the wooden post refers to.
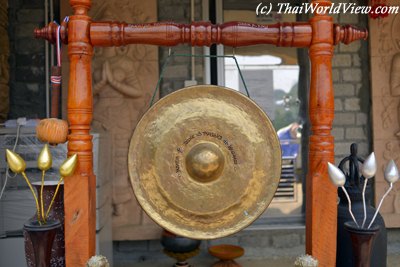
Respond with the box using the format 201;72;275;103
65;0;96;265
307;1;337;266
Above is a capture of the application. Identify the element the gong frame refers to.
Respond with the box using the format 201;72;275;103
34;1;368;266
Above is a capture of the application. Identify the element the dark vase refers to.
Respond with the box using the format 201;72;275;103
336;144;387;267
344;221;380;267
23;219;62;267
24;181;65;267
337;185;387;267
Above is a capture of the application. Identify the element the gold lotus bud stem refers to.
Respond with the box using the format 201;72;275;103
39;170;46;223
59;154;78;177
46;154;77;219
21;172;42;225
361;152;377;228
38;144;52;223
5;149;26;174
328;162;360;228
46;177;63;219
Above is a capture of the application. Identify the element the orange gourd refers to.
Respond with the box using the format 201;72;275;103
36;118;69;145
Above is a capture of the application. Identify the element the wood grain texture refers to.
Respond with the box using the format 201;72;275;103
36;20;313;48
306;1;337;266
65;0;96;265
90;21;312;47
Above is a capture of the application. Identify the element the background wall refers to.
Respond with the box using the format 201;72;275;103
0;0;9;122
7;0;46;119
159;0;204;97
332;7;371;163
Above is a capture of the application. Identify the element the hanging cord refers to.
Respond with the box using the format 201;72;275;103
49;22;62;118
50;23;62;84
0;124;22;201
149;50;250;107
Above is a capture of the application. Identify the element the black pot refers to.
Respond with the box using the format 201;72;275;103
161;230;201;253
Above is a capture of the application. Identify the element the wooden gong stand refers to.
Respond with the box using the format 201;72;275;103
34;0;367;266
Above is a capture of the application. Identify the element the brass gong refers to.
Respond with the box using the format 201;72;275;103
128;85;282;239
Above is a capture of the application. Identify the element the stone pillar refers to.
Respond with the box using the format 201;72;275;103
0;0;9;122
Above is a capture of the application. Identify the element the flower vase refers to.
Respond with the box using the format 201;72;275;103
23;219;62;267
24;181;65;267
344;221;380;267
337;184;387;267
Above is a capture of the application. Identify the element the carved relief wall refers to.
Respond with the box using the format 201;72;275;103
0;0;9;122
370;3;400;227
91;0;160;240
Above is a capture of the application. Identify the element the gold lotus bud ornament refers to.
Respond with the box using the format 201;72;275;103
327;162;359;228
60;154;78;177
384;160;399;184
368;159;399;229
327;162;346;187
361;152;377;179
6;149;42;224
37;144;52;171
6;149;26;174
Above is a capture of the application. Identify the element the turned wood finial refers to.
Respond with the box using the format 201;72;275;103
34;21;58;43
34;21;68;44
334;24;368;45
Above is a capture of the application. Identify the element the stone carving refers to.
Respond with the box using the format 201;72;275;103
93;46;143;210
390;54;400;95
383;141;400;161
388;14;400;219
381;98;397;130
394;193;400;214
378;19;393;56
91;0;159;239
389;14;400;137
372;12;400;226
0;0;9;122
